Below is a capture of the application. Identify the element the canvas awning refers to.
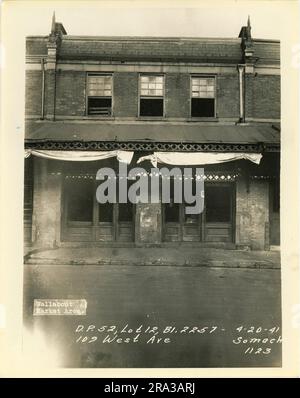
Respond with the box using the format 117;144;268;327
24;149;134;164
137;152;262;167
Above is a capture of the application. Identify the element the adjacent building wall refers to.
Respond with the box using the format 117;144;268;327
253;75;280;119
235;177;270;250
31;158;62;248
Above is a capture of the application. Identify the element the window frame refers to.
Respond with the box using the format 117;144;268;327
86;72;114;117
190;75;217;119
138;73;165;118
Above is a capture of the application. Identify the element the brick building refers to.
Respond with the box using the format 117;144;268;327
24;16;280;252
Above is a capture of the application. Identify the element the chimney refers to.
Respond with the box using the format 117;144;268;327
47;12;66;64
50;11;67;37
239;16;254;62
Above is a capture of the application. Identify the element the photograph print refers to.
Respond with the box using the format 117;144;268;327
22;2;282;369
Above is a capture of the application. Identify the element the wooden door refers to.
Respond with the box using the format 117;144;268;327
62;178;95;242
62;178;134;243
163;182;234;243
203;183;234;243
182;206;202;242
163;202;181;242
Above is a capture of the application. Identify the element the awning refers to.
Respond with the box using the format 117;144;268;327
25;121;280;145
137;152;262;167
24;149;134;164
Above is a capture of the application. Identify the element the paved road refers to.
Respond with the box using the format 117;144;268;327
23;265;281;368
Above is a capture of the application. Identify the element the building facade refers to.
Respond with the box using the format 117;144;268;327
24;16;280;252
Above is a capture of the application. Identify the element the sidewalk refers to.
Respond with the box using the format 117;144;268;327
24;246;280;268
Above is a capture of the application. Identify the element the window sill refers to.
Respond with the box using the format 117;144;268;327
188;117;219;122
138;116;165;121
85;115;115;120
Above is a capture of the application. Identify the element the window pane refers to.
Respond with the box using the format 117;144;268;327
165;203;180;222
191;98;215;117
140;75;164;96
184;209;199;224
140;98;164;116
66;180;93;222
205;185;232;222
88;97;112;115
99;203;113;222
87;75;112;97
119;203;133;222
89;90;101;96
192;77;215;99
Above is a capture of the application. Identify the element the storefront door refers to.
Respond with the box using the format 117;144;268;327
163;182;234;243
62;178;134;243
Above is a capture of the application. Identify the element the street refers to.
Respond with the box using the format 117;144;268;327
23;264;281;368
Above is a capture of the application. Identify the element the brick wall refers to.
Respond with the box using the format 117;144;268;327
113;72;139;117
135;203;162;246
25;69;280;120
216;75;240;118
44;70;56;119
32;158;62;248
55;71;86;116
165;73;190;118
245;74;254;119
235;177;270;250
253;75;280;119
25;70;42;117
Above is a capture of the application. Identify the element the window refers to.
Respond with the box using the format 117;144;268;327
139;75;164;117
118;203;133;222
66;179;94;223
191;76;216;117
87;74;112;116
205;185;231;222
99;203;114;222
164;178;180;222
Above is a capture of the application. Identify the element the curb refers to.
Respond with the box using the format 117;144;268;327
25;257;280;269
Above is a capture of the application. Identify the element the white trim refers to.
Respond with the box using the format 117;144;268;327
26;61;280;75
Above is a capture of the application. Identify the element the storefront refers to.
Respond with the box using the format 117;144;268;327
163;182;234;243
24;149;279;251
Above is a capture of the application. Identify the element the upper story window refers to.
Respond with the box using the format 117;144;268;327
191;76;216;118
139;75;164;117
87;74;112;116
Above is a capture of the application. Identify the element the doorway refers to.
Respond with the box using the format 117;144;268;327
163;182;234;243
62;178;134;243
